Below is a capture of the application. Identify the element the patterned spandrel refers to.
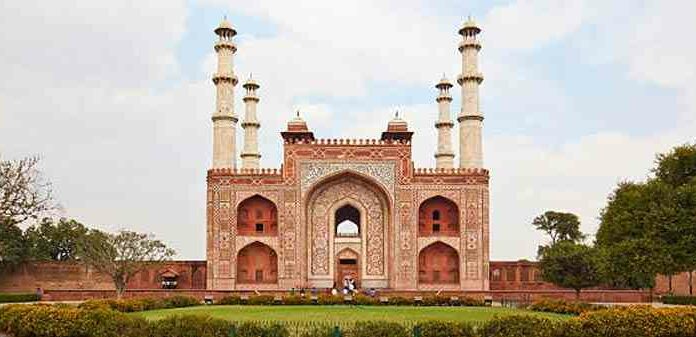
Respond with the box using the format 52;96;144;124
300;161;396;195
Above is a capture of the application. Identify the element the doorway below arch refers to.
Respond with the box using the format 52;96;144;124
334;249;360;289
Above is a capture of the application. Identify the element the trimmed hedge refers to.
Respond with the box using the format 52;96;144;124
3;304;696;337
528;299;605;315
78;295;200;313
0;293;40;303
216;294;484;306
663;295;696;306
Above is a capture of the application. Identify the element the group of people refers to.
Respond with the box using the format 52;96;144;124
331;276;358;295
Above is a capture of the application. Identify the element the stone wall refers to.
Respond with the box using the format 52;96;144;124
0;261;206;292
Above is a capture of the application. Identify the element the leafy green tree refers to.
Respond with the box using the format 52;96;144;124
0;218;27;268
533;210;584;257
78;230;175;298
24;218;88;261
539;241;601;299
597;143;696;293
598;239;665;290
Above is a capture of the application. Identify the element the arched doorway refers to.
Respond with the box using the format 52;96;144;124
418;242;459;285
305;172;391;289
236;242;278;284
335;248;360;288
335;204;360;237
418;196;459;236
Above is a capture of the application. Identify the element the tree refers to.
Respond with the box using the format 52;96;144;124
0;217;27;268
654;143;696;187
78;230;175;298
24;218;87;261
0;156;57;226
597;239;665;290
539;241;601;300
533;210;584;257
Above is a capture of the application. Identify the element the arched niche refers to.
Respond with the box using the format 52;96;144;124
418;242;459;285
335;204;360;237
418;196;459;236
236;242;278;284
237;195;278;236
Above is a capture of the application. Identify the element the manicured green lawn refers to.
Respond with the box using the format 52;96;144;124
132;305;569;323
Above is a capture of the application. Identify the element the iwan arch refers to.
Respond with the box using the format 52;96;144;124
206;17;489;291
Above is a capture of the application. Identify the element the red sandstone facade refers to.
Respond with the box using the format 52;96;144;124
206;119;491;291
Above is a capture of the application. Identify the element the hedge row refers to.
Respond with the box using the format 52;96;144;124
527;299;606;315
78;295;200;312
0;293;40;303
2;305;696;337
218;294;484;306
663;295;696;306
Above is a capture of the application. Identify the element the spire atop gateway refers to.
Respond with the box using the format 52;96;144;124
457;16;484;168
211;17;239;169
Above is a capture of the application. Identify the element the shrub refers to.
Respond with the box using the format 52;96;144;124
297;323;335;337
354;294;379;305
528;299;605;315
386;296;414;306
415;321;476;337
349;321;409;337
282;295;311;305
663;295;696;306
0;293;40;303
162;295;200;308
573;306;696;337
0;304;148;337
461;296;485;307
218;295;243;305
149;314;231;337
236;321;289;337
480;315;562;337
317;294;344;305
248;295;275;305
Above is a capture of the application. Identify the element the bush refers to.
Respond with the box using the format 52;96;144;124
296;323;335;337
386;296;414;306
0;293;41;303
480;315;563;337
218;295;242;305
528;299;605;315
162;295;200;308
349;321;409;337
282;295;311;305
149;315;231;337
573;306;696;337
415;321;476;337
354;294;379;305
236;321;289;337
78;296;199;313
317;294;344;305
663;295;696;306
247;295;276;305
0;304;149;337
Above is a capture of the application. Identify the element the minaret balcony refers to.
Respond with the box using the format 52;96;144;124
458;40;481;51
212;73;239;85
214;40;237;52
457;73;484;85
435;121;454;128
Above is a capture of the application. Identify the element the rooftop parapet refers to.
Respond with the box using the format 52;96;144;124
283;138;411;145
208;167;282;176
414;167;489;175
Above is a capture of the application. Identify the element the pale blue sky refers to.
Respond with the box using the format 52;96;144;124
1;0;694;260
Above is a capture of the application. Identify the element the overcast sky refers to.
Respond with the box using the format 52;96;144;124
1;0;694;261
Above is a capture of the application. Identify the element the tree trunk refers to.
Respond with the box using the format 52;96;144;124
114;276;126;299
668;275;673;294
575;289;581;301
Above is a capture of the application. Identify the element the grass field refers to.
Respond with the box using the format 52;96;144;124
133;305;569;323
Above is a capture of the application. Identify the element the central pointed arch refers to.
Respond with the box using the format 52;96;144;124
304;170;392;288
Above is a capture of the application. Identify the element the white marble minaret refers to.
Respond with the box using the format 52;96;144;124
457;18;484;168
434;75;455;169
211;18;239;169
240;75;261;169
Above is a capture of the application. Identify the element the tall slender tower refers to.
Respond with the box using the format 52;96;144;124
457;18;484;168
435;75;455;169
240;76;261;169
211;18;239;169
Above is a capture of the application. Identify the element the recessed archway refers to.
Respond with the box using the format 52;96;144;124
418;242;459;285
335;204;360;237
237;195;278;236
418;196;459;236
236;242;278;284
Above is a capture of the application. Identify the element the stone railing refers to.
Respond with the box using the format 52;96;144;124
284;138;410;145
413;167;488;175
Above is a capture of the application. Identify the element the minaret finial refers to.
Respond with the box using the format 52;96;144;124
296;110;300;118
395;110;399;118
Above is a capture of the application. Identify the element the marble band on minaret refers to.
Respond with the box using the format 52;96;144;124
241;75;261;169
434;75;455;169
457;18;484;169
211;18;239;169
